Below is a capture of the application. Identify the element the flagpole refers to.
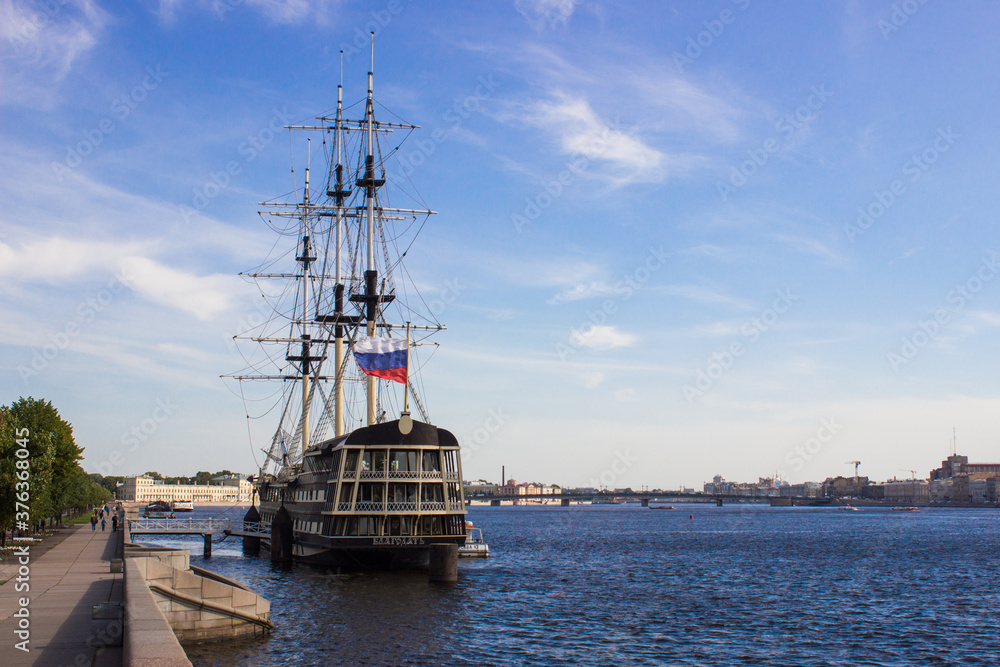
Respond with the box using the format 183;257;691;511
398;322;414;435
404;322;410;414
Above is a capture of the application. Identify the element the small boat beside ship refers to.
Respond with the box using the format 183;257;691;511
171;500;194;512
458;521;490;558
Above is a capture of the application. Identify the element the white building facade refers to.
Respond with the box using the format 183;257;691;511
119;474;253;504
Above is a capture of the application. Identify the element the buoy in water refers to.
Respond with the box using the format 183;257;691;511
689;514;693;520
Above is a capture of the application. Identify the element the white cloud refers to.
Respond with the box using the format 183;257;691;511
583;372;604;389
659;284;754;311
531;93;665;181
513;0;579;29
120;256;248;321
771;233;850;266
569;325;636;350
0;237;146;282
630;73;744;144
548;281;617;304
0;0;108;108
614;387;638;402
155;0;333;25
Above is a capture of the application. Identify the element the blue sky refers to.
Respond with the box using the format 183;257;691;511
2;0;999;489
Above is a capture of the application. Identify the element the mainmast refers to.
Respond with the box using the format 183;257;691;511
357;33;385;426
333;52;348;437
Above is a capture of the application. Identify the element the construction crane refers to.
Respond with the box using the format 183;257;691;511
846;460;861;479
898;469;917;480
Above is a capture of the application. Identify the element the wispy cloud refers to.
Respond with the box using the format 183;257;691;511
771;233;851;266
527;92;666;183
121;256;251;321
513;0;579;30
659;284;755;311
0;237;146;282
680;244;742;262
569;325;637;350
0;0;109;108
614;387;638;402
154;0;332;25
548;281;618;304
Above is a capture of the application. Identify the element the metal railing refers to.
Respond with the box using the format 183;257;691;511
387;502;418;512
355;501;384;512
129;517;232;532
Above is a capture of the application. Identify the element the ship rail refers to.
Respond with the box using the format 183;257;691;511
327;501;459;513
386;502;417;512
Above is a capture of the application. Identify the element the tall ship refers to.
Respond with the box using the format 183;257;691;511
228;44;466;569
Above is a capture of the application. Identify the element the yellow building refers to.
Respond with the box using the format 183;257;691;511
120;474;252;504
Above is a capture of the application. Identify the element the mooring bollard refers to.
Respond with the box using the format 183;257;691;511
270;506;293;563
429;543;458;583
243;505;261;556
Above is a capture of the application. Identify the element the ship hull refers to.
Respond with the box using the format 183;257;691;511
254;418;467;571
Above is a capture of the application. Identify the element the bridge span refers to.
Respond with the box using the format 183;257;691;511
470;491;831;507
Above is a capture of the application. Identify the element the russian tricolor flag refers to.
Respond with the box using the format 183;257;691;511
353;336;408;384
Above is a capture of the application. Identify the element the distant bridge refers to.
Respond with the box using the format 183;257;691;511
470;491;831;507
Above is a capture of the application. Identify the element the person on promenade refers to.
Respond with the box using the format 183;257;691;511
101;517;106;531
112;514;118;531
91;514;97;531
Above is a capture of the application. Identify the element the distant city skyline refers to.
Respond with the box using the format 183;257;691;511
2;2;1000;488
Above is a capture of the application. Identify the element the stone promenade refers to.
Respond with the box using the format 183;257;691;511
1;524;123;666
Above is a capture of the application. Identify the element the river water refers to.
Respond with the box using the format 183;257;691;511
136;504;1000;666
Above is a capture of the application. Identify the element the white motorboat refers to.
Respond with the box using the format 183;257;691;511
458;521;490;558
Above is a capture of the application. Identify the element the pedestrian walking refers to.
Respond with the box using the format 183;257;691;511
101;517;106;531
90;515;97;531
112;514;118;531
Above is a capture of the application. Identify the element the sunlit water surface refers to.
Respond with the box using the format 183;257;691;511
135;504;1000;666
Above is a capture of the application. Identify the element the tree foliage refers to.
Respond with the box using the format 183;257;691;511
0;397;107;532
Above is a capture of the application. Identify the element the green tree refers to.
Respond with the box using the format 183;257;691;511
1;398;111;539
90;473;124;496
0;398;58;528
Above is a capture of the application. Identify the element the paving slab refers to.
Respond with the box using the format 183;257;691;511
0;525;125;667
